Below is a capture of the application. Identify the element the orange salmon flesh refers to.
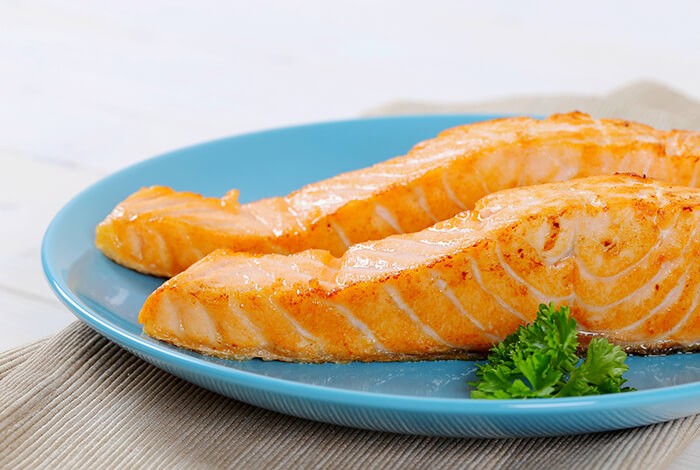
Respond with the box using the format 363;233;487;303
139;175;700;362
97;112;700;277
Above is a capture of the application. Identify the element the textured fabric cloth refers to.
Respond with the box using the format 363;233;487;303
3;82;700;469
365;81;700;131
1;322;699;469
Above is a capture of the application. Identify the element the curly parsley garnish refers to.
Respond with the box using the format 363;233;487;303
470;303;636;399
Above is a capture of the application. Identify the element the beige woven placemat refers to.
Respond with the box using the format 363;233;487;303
3;81;700;469
1;323;699;469
365;80;700;131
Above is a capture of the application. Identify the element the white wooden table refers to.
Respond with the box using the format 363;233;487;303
2;2;699;466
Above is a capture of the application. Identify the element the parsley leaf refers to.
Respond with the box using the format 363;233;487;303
469;303;636;399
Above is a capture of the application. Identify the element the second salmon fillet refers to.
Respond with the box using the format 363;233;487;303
97;112;700;277
140;174;700;362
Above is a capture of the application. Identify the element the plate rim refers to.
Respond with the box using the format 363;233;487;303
41;113;700;419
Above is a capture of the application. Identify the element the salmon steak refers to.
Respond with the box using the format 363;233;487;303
139;174;700;362
97;112;700;277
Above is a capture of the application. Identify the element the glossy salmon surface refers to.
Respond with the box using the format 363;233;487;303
139;175;700;362
97;113;700;277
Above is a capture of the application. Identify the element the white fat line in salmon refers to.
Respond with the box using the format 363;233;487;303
468;259;529;323
493;242;571;305
574;211;682;283
325;301;387;353
328;220;352;249
126;225;144;261
374;204;403;234
145;225;170;269
614;271;689;336
383;285;455;347
267;298;319;348
429;271;502;343
186;297;221;343
440;171;467;210
660;280;700;340
476;167;492;195
577;222;700;317
411;186;439;223
228;300;269;347
601;221;700;333
154;295;182;335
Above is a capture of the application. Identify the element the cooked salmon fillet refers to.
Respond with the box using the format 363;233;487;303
139;174;700;362
97;112;700;277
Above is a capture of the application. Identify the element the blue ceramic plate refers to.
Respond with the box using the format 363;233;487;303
42;115;700;437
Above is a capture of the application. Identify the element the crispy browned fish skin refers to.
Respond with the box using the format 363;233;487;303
97;112;700;277
139;174;700;363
